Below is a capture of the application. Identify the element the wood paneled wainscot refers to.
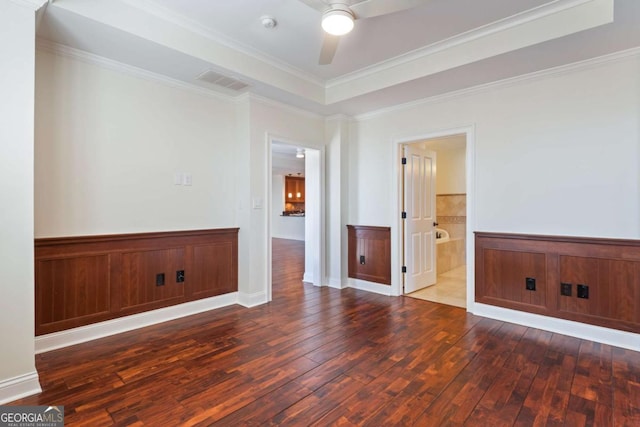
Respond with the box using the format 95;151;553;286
35;228;238;335
476;232;640;333
347;225;391;285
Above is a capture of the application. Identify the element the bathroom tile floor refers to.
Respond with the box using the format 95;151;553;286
407;265;467;308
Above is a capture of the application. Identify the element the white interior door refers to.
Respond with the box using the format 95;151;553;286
403;144;437;293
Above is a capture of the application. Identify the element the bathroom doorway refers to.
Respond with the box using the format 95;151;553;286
405;134;467;308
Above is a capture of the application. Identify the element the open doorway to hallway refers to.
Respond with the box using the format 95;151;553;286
271;142;306;296
269;140;322;300
404;134;468;308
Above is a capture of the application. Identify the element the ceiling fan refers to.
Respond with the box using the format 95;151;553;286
298;0;430;65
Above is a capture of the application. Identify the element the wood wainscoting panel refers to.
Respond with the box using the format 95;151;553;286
36;255;112;334
476;232;640;333
120;248;186;311
559;255;640;331
191;242;238;299
35;228;239;335
480;248;547;309
347;225;391;285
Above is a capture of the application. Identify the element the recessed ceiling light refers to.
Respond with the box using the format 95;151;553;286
296;148;305;158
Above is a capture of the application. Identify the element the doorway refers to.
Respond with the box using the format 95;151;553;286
405;134;467;307
267;137;324;301
394;128;473;310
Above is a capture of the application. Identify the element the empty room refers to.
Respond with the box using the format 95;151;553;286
1;0;639;425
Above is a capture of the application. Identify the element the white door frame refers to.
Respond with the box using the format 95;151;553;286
391;125;476;310
266;133;326;302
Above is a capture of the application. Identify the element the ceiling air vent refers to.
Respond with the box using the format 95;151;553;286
196;70;249;92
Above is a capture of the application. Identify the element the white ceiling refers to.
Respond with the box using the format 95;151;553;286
272;142;306;176
37;0;640;116
140;0;551;80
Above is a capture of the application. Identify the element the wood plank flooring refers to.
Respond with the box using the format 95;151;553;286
11;238;640;425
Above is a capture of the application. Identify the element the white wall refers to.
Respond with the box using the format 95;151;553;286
325;117;350;288
346;53;640;340
350;55;640;239
304;149;321;284
35;49;238;237
34;45;329;312
0;0;41;402
271;174;304;241
435;147;466;195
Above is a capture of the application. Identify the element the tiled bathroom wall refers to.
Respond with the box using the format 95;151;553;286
436;194;466;238
436;194;466;274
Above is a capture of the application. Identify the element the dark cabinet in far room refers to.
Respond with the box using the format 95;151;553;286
285;176;305;202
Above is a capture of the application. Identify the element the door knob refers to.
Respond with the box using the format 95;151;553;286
433;222;439;226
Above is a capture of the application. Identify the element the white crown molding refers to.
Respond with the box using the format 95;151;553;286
35;292;238;353
37;38;326;120
354;46;640;121
237;92;326;121
8;0;47;10
118;0;325;88
0;371;41;405
328;0;600;89
35;21;636;124
119;0;607;97
325;114;352;122
36;38;237;103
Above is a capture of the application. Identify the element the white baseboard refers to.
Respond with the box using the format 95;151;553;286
0;371;41;405
328;277;346;289
472;303;640;352
348;278;393;296
303;272;314;284
237;291;268;308
35;293;238;354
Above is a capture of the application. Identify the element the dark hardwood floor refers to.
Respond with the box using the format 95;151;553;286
11;238;640;425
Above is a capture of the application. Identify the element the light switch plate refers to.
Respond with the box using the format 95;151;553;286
174;172;183;185
183;173;192;186
252;197;263;209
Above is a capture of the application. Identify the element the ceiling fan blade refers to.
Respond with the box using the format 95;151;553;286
350;0;430;19
319;33;340;65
